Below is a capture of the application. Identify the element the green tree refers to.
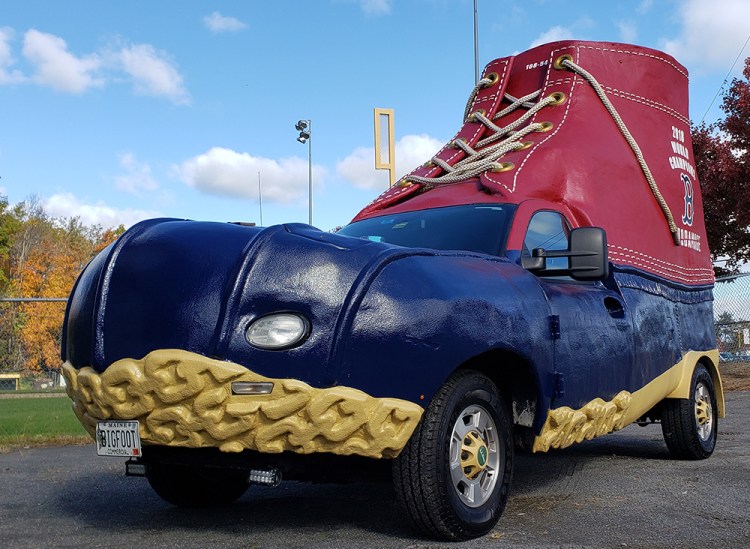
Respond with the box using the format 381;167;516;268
715;311;736;350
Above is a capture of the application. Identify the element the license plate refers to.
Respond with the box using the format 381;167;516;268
96;421;142;457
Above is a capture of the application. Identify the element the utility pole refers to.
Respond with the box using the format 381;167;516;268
474;0;479;83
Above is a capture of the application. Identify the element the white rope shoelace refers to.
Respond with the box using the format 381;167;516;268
406;82;556;186
403;58;680;246
558;58;680;245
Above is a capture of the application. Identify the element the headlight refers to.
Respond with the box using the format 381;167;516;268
246;313;310;349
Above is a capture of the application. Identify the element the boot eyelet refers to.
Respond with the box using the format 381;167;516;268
396;179;413;188
515;141;534;151
536;121;554;132
468;109;486;122
451;137;468;148
483;72;499;87
423;161;435;168
491;162;515;173
548;92;567;105
553;54;574;70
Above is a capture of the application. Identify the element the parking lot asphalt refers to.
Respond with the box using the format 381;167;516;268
1;391;749;548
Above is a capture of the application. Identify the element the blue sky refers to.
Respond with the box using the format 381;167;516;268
1;0;749;232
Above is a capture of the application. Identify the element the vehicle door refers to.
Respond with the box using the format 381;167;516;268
521;210;635;410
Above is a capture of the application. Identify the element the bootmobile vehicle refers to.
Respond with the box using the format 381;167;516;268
62;40;722;540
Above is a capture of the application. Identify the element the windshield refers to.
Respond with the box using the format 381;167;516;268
338;204;515;255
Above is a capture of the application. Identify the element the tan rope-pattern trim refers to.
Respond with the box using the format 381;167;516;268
62;349;424;459
560;58;680;246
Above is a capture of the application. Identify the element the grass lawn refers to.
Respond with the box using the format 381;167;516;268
0;396;91;451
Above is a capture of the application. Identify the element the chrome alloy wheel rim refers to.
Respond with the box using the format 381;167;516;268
449;404;500;508
694;381;714;442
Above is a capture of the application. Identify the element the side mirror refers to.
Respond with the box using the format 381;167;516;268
522;227;609;281
567;227;609;281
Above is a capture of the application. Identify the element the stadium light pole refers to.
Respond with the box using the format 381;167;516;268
295;119;313;225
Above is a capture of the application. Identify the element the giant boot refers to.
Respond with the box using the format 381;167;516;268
355;40;714;287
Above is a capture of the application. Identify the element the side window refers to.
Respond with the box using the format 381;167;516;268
523;211;570;270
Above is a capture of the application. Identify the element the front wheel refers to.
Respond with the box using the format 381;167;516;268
146;463;249;507
661;364;718;459
393;370;513;541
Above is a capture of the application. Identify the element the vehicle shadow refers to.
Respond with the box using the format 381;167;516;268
54;425;672;540
509;424;673;500
533;425;672;460
55;469;416;541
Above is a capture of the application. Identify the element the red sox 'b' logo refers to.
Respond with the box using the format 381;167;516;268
681;173;694;226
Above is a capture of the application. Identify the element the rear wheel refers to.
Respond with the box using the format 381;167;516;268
393;370;513;540
146;463;249;507
661;364;717;459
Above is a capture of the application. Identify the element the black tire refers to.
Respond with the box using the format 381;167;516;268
393;370;513;541
146;463;249;507
661;364;718;460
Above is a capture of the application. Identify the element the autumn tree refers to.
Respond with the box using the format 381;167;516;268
18;220;80;371
0;196;26;370
0;196;23;292
693;57;750;276
0;196;123;372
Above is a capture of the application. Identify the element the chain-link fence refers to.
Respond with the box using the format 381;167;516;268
714;273;750;362
3;281;750;384
0;297;68;388
0;273;750;376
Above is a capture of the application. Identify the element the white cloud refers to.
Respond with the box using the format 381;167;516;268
617;21;637;44
114;153;159;194
2;28;190;103
361;0;391;16
203;12;248;33
174;147;325;203
0;27;26;84
336;134;444;191
22;29;102;93
43;193;161;228
662;0;750;71
529;26;576;49
118;44;190;105
637;0;653;14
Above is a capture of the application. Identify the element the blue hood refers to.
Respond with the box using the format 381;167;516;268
63;219;550;403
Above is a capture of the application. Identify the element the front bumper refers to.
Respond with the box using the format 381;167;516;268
62;349;424;459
